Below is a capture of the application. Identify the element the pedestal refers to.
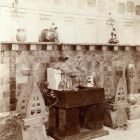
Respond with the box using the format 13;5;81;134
48;88;109;140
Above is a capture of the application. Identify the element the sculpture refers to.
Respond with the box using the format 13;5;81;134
109;27;119;44
125;64;137;105
125;64;137;120
39;23;59;42
16;76;48;140
104;71;128;129
107;13;119;44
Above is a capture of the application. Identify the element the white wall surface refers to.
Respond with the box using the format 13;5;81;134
0;0;139;44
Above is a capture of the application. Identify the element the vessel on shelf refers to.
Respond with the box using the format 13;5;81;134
16;29;26;42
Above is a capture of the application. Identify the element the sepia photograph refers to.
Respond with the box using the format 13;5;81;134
0;0;140;140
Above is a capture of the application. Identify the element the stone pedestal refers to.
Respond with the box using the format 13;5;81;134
48;88;109;140
104;77;128;129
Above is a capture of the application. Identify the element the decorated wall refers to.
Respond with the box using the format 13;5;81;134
0;0;140;44
0;0;140;113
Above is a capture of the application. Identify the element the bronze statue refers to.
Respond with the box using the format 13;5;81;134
109;27;119;44
107;13;119;44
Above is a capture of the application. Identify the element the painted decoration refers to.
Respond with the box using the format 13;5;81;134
135;5;140;15
126;1;134;12
117;3;125;14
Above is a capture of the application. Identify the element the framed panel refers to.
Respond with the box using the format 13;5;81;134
126;1;134;12
135;5;140;15
107;0;116;11
65;0;74;6
62;17;76;42
87;0;96;8
124;22;134;44
117;3;125;14
41;0;51;3
53;0;64;5
77;0;86;9
97;0;106;12
85;19;97;43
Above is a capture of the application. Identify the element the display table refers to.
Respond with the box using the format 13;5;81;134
48;88;109;140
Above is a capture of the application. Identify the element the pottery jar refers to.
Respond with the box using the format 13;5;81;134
16;29;26;42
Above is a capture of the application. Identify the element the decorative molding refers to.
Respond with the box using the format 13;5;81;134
76;45;82;50
125;46;129;51
47;44;53;50
136;46;140;51
30;44;37;50
114;46;118;51
12;44;18;50
102;46;107;51
0;42;138;52
89;45;95;51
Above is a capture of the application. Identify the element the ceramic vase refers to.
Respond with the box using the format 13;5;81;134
16;29;26;42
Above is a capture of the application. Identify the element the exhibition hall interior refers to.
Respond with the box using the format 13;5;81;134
0;0;140;140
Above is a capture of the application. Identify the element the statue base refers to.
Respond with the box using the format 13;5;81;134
109;38;119;44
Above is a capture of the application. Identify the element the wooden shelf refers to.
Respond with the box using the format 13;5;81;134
0;41;139;52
